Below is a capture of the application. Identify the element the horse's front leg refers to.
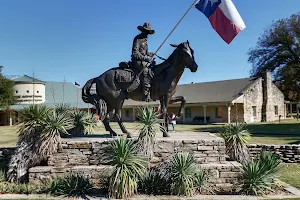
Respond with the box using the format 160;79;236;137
160;95;170;137
169;96;186;117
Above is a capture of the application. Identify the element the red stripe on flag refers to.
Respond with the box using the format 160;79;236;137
209;7;241;44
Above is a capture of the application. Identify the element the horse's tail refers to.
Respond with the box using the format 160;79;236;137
82;78;108;121
82;78;95;104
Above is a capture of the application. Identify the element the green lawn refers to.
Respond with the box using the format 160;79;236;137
1;119;300;147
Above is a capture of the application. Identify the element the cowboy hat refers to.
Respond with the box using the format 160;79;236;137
137;22;155;34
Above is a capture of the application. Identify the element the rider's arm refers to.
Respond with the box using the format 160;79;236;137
132;39;150;62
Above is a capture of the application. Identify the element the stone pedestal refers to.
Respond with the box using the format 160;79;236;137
29;132;242;189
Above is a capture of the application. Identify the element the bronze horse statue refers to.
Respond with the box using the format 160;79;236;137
82;41;198;137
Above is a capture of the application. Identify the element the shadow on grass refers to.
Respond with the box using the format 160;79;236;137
193;123;300;136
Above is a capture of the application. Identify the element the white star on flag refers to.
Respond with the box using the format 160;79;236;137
209;0;220;7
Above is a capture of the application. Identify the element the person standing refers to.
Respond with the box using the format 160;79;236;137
169;112;177;132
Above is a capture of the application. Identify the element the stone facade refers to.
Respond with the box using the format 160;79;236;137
263;72;285;122
243;78;263;123
247;144;300;163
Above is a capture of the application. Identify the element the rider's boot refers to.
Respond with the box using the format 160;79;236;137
142;70;151;102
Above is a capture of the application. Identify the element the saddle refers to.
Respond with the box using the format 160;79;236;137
119;61;132;69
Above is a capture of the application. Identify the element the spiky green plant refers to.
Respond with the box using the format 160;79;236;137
242;151;281;195
7;104;74;183
0;170;6;182
135;106;162;158
45;173;93;197
194;168;211;194
168;152;199;196
68;110;101;136
218;123;251;164
105;137;147;199
138;168;171;195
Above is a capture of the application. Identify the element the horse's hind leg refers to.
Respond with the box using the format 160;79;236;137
114;100;133;138
97;103;117;137
103;114;118;137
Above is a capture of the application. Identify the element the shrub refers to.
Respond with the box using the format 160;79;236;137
135;106;162;158
105;137;147;199
194;168;211;194
7;104;74;183
241;151;281;195
0;182;42;194
138;168;170;195
218;123;251;164
0;170;6;182
45;173;93;197
168;152;199;196
68;110;102;137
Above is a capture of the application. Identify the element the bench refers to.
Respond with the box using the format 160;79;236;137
193;116;210;123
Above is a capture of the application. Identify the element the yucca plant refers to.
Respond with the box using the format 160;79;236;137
45;173;93;197
68;110;101;136
135;106;162;158
168;152;199;196
241;151;281;195
7;104;74;183
218;123;251;164
138;168;171;195
105;137;147;199
0;170;6;182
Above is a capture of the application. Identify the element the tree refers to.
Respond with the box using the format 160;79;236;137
0;66;15;108
248;13;300;101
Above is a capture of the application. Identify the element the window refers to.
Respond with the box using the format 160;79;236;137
26;90;29;93
274;106;278;116
252;106;257;118
185;107;192;118
15;90;18;93
215;107;223;118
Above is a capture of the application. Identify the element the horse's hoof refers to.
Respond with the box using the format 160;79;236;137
110;131;118;137
163;132;170;137
126;132;133;138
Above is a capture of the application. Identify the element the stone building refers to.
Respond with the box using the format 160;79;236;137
0;72;286;126
121;71;286;124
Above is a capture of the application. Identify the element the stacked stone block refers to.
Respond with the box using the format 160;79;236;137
247;144;300;163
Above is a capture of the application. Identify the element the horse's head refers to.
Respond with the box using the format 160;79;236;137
170;40;198;73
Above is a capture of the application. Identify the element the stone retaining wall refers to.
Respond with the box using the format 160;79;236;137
29;161;242;190
247;144;300;163
48;138;227;167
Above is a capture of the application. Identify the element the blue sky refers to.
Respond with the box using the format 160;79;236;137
1;0;300;86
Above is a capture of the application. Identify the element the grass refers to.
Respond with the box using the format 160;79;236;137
1;119;300;147
278;163;300;189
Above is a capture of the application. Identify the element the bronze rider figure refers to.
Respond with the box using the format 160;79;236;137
131;22;155;102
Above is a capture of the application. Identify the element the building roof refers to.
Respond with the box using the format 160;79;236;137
7;75;258;110
123;78;257;106
11;75;45;84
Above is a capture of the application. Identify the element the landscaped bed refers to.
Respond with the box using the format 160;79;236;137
0;105;300;199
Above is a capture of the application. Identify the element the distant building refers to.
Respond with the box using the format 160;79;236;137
0;72;286;126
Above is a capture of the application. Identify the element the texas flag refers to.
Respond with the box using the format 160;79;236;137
195;0;246;44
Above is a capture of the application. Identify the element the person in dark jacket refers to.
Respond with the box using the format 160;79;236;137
131;22;155;102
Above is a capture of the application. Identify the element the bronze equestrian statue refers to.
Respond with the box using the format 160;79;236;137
82;23;198;138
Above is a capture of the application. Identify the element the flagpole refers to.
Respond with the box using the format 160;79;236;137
135;0;200;80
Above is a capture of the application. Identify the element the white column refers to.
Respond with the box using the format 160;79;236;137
203;105;207;124
9;111;12;126
183;108;186;124
227;105;231;124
